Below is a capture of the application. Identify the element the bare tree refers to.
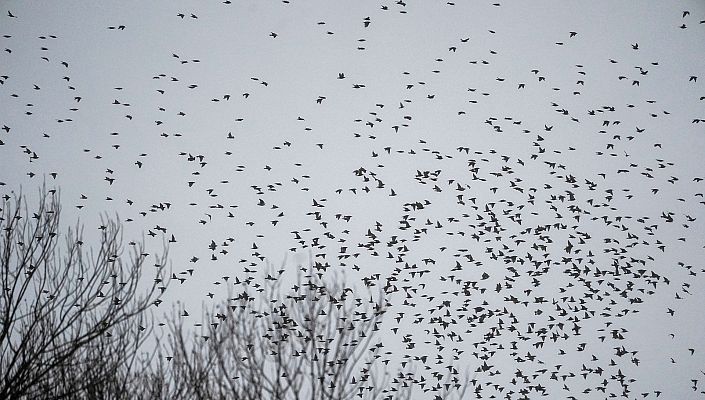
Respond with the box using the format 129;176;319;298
139;262;411;400
0;187;470;399
0;187;169;400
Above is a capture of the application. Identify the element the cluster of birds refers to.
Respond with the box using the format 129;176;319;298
2;2;704;399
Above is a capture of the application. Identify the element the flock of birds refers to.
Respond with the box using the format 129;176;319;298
2;1;705;399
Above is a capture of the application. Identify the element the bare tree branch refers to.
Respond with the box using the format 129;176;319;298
0;186;169;400
154;261;411;400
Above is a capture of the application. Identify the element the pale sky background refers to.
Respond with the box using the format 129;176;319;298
2;1;705;398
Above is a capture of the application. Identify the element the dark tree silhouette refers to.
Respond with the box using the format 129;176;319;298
131;263;400;400
0;187;469;400
0;187;169;400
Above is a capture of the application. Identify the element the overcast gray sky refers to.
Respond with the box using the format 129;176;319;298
2;1;705;398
